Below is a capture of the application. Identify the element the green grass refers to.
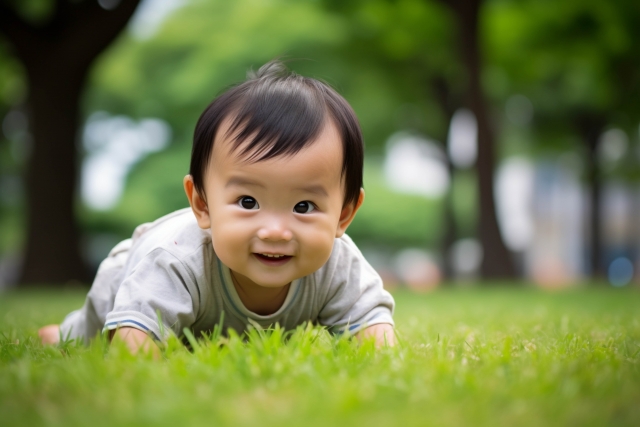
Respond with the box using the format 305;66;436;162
1;287;639;427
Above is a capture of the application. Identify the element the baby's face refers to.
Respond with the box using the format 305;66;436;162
192;119;361;289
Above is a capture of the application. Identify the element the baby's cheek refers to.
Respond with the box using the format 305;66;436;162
210;223;245;261
302;229;335;268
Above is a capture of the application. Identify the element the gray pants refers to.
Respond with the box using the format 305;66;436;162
60;239;132;343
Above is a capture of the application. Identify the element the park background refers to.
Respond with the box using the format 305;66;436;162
1;0;640;290
1;2;639;427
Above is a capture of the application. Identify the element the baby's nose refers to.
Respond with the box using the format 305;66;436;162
257;219;293;242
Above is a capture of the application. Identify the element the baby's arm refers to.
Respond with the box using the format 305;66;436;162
39;323;159;356
40;324;159;357
110;327;160;358
356;323;396;347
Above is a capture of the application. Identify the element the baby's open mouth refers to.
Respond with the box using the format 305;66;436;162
253;253;293;265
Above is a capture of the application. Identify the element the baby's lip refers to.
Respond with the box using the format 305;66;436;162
254;252;292;258
253;253;293;266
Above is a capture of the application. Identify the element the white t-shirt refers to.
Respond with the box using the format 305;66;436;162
60;208;394;342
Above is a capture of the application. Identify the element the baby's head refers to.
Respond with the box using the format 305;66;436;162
184;61;365;289
190;61;363;208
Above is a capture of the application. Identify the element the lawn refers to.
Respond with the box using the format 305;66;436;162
1;287;639;427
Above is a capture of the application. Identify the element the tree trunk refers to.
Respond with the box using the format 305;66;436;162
20;61;89;285
431;76;459;280
586;141;603;279
576;115;605;279
445;0;516;279
0;0;142;286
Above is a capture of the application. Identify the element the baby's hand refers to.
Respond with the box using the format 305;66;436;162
38;324;60;345
110;327;160;358
357;323;396;348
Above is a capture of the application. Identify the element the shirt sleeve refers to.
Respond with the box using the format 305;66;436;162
316;236;395;335
104;248;200;340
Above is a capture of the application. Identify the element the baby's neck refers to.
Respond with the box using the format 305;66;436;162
230;271;290;316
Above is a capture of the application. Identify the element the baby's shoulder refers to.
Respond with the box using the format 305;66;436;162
330;233;364;262
128;208;212;266
311;234;365;280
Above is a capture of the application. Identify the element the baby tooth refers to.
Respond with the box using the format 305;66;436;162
260;253;287;258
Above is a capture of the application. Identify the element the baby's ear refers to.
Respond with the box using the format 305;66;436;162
183;175;211;229
335;188;365;238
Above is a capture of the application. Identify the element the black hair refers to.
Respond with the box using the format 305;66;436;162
190;61;364;207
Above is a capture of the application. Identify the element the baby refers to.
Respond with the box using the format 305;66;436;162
39;61;395;353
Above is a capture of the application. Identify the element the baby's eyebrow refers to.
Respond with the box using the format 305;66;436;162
225;177;265;189
226;177;328;197
297;185;328;197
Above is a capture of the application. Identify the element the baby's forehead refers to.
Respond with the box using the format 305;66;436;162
212;114;344;167
208;118;346;195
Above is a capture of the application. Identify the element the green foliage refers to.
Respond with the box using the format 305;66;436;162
86;0;461;150
89;0;346;131
450;170;477;238
1;288;639;427
347;161;444;249
486;0;640;152
318;0;461;141
0;43;27;254
5;0;54;25
79;141;192;237
0;44;25;108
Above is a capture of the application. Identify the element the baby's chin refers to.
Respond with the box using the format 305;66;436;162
230;268;295;289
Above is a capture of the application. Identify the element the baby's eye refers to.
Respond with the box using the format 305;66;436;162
293;201;315;214
239;196;259;210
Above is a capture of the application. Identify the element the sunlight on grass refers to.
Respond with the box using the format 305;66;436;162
1;287;639;427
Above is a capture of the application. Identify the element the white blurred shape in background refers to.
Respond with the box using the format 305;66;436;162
525;160;584;286
598;128;628;166
81;112;170;210
505;94;534;126
495;157;535;251
383;132;449;198
602;182;633;248
450;238;483;280
394;248;440;291
130;0;185;40
447;109;477;169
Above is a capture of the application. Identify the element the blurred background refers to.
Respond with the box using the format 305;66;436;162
0;0;639;291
